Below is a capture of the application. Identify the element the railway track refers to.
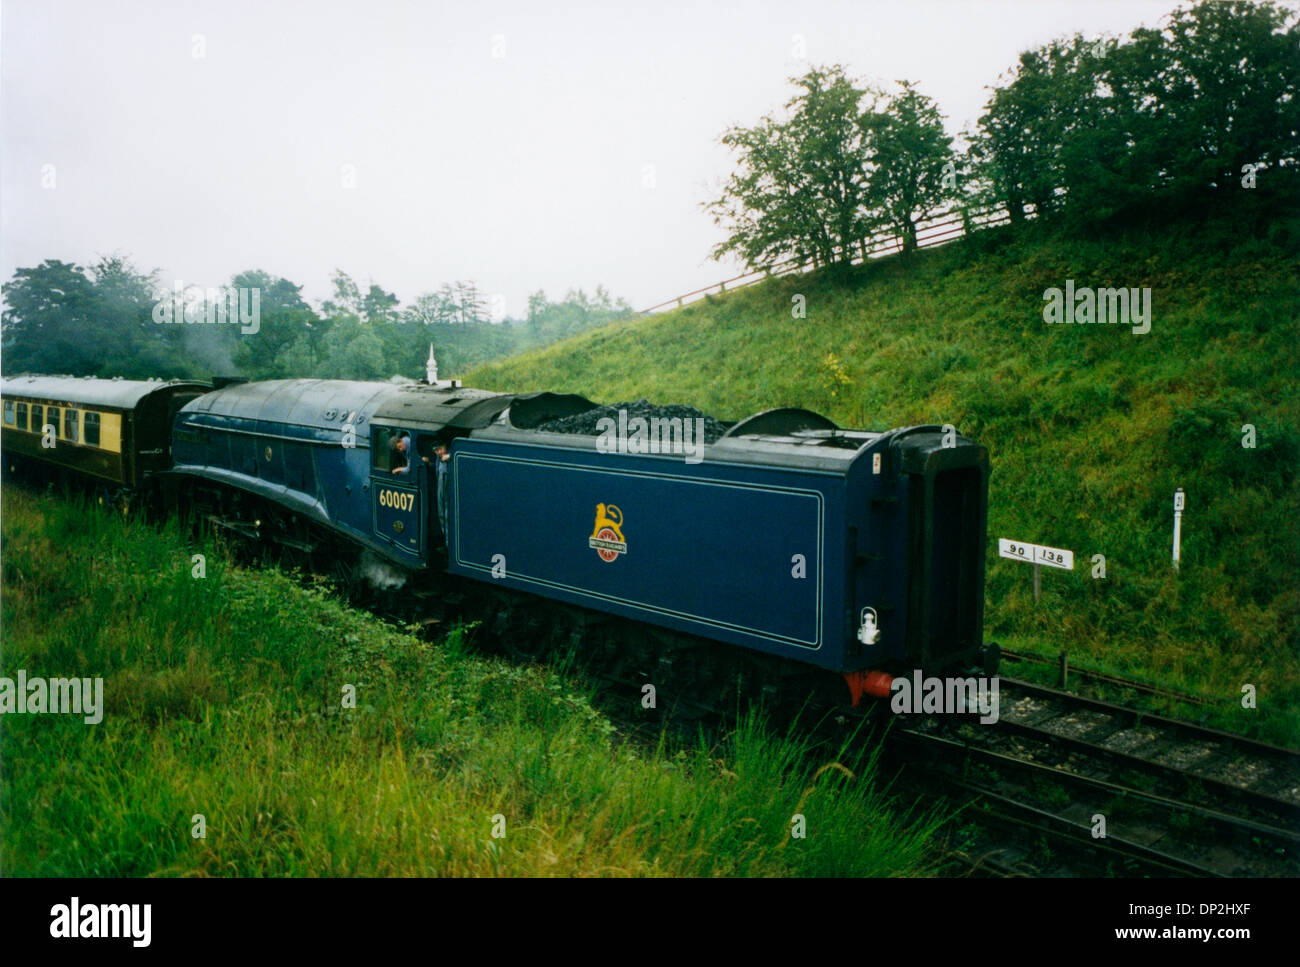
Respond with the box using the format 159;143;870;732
886;677;1300;877
914;767;1229;877
1000;647;1219;708
995;678;1299;818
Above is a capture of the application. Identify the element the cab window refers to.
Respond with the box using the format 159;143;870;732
84;412;101;446
371;427;413;474
64;409;79;443
3;401;13;425
372;427;393;470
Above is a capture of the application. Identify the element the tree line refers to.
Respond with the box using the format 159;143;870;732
0;257;633;381
706;1;1300;270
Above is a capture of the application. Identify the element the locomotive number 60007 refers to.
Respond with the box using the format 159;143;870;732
378;487;416;511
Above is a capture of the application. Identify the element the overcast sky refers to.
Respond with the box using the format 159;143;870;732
3;0;1199;318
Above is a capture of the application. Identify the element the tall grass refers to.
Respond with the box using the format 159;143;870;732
1;489;941;876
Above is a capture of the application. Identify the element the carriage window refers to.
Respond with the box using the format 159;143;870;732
65;409;79;443
31;405;43;435
16;403;27;430
47;407;60;438
84;411;101;446
3;401;13;425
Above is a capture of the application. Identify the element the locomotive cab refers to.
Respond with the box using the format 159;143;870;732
369;423;426;561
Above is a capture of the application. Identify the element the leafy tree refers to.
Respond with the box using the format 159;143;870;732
1;255;186;377
403;292;451;327
1127;1;1300;197
968;37;1096;223
451;281;486;324
327;325;387;380
522;288;633;345
706;66;877;269
322;270;363;320
707;68;959;266
526;290;549;324
230;270;319;377
1054;32;1171;221
91;254;170;374
865;81;957;252
4;255;635;384
363;283;400;325
969;2;1300;227
1;259;101;375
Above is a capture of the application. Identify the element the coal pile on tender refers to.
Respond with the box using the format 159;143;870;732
537;399;729;444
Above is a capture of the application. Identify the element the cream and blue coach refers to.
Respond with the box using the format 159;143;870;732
1;375;209;490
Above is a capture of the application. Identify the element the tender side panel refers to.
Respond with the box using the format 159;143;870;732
448;441;848;668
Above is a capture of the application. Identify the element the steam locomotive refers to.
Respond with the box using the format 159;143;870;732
0;373;994;705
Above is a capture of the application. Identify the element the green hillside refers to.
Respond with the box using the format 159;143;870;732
467;202;1300;745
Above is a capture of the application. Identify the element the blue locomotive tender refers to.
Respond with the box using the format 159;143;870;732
451;408;989;696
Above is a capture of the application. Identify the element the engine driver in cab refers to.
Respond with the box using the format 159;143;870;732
391;432;427;475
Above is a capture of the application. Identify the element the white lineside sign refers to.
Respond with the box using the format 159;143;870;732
998;539;1075;570
998;538;1074;602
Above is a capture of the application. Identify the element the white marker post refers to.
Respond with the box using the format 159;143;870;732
998;539;1075;603
1172;487;1184;573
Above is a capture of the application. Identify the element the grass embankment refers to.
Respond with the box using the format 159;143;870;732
468;203;1300;746
0;488;940;876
